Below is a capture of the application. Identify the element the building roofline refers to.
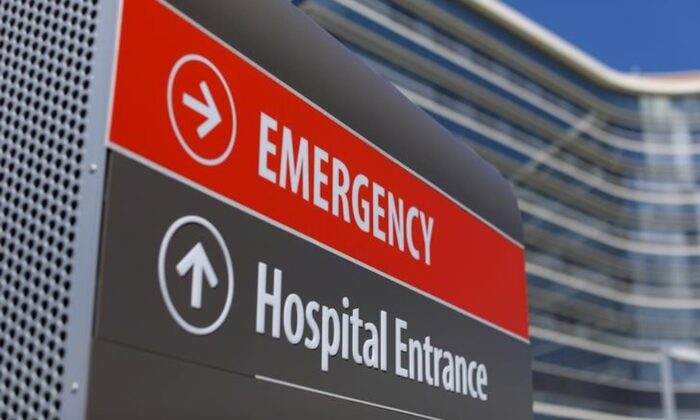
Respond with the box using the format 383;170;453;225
464;0;700;96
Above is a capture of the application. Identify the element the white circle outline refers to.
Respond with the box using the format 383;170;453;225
158;215;234;335
167;54;237;166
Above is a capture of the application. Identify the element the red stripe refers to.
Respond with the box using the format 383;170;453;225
109;0;529;339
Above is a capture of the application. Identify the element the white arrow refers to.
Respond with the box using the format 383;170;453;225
182;81;222;139
176;242;219;309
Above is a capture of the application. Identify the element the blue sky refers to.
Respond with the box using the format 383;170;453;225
503;0;700;74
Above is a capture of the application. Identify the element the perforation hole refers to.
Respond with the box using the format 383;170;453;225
0;0;99;419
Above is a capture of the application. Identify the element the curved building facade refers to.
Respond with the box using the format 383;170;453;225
295;0;700;418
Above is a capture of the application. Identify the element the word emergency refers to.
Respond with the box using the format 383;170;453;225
258;112;435;266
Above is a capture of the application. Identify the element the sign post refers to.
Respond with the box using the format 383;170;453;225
88;1;531;418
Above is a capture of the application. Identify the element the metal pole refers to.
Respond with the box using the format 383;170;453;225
660;348;677;420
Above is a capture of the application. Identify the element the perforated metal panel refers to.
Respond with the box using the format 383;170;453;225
0;0;100;419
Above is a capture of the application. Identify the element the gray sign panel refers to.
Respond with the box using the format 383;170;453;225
87;0;531;417
88;154;531;419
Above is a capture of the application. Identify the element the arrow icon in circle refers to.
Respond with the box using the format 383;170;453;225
176;242;219;309
182;81;222;139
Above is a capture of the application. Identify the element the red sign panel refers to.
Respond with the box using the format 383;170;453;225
108;0;528;340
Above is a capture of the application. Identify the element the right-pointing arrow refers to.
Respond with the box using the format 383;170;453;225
182;81;222;139
176;242;219;309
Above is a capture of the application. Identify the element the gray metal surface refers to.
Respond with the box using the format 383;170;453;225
0;0;116;419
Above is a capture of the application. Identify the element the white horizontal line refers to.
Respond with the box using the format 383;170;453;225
532;361;661;392
109;144;529;344
332;0;700;153
255;374;447;420
530;326;661;363
328;0;578;128
464;0;700;96
528;263;700;309
400;87;700;205
392;0;635;124
533;401;663;420
520;200;700;257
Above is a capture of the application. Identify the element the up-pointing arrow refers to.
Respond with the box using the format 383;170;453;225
182;81;222;139
176;242;219;309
